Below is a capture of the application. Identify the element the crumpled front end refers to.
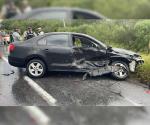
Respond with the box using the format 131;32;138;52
129;56;144;72
71;59;114;79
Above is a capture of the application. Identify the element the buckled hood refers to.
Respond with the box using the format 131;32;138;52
112;48;139;57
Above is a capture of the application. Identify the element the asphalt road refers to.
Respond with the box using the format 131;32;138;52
0;107;150;125
0;46;150;106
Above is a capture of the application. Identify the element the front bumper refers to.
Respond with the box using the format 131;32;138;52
129;58;144;72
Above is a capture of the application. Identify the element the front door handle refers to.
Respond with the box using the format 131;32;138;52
44;49;49;51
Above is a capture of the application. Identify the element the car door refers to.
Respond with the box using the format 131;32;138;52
41;34;73;70
71;35;108;67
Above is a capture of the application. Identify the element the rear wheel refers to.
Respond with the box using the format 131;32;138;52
27;59;46;78
111;61;129;80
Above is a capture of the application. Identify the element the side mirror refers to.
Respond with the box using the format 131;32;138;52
107;46;113;52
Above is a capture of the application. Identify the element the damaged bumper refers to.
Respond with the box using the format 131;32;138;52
86;65;113;77
129;58;144;72
73;60;114;77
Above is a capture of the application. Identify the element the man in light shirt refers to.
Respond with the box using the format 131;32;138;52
12;28;22;42
37;27;45;36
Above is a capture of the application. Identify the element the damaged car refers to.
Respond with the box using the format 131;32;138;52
8;32;144;80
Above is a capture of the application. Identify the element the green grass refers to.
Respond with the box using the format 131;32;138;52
136;54;150;83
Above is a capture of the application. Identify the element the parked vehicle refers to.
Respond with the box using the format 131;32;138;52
8;32;144;80
13;7;106;20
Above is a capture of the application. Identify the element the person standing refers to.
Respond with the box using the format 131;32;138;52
9;32;14;43
3;33;10;45
12;28;22;42
37;27;45;36
24;27;37;40
0;30;3;44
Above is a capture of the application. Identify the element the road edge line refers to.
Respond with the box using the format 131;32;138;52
123;97;142;106
23;106;51;125
24;76;57;106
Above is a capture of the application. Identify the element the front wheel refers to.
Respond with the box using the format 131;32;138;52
111;61;129;80
27;59;46;78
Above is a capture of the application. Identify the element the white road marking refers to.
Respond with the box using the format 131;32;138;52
1;56;8;63
123;97;142;106
23;106;51;125
24;76;57;106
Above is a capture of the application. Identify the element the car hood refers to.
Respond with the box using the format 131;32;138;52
112;48;139;56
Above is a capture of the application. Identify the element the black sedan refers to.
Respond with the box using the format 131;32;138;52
13;7;106;20
8;32;144;80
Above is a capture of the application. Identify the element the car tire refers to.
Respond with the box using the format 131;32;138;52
27;59;46;78
111;61;129;80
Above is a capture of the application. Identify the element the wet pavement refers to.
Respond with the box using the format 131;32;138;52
0;46;150;106
0;107;150;125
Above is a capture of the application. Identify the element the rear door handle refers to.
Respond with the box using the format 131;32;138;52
44;49;49;51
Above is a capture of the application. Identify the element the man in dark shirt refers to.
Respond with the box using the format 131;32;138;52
24;27;37;40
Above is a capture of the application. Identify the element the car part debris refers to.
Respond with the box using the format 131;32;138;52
1;70;15;76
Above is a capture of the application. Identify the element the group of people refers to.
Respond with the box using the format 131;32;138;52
0;27;45;45
0;0;32;19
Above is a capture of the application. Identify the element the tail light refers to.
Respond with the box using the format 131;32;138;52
9;44;15;53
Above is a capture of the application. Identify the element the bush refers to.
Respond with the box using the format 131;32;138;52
59;20;137;48
136;54;150;83
1;20;65;33
134;20;150;53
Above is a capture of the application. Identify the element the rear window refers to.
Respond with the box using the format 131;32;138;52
46;34;69;47
30;11;68;20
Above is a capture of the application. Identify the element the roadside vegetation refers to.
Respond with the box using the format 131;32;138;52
1;20;150;83
136;54;150;84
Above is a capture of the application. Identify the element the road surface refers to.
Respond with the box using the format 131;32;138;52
0;107;150;125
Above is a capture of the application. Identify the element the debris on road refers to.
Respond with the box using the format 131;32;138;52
1;70;15;76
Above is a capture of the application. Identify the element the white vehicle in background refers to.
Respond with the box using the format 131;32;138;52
13;7;106;20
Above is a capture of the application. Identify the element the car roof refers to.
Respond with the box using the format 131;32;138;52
44;32;92;37
14;7;106;19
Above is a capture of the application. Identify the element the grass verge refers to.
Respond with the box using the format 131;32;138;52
136;54;150;85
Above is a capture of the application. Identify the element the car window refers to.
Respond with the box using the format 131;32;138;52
73;11;100;19
29;11;68;20
46;34;69;47
72;36;97;48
